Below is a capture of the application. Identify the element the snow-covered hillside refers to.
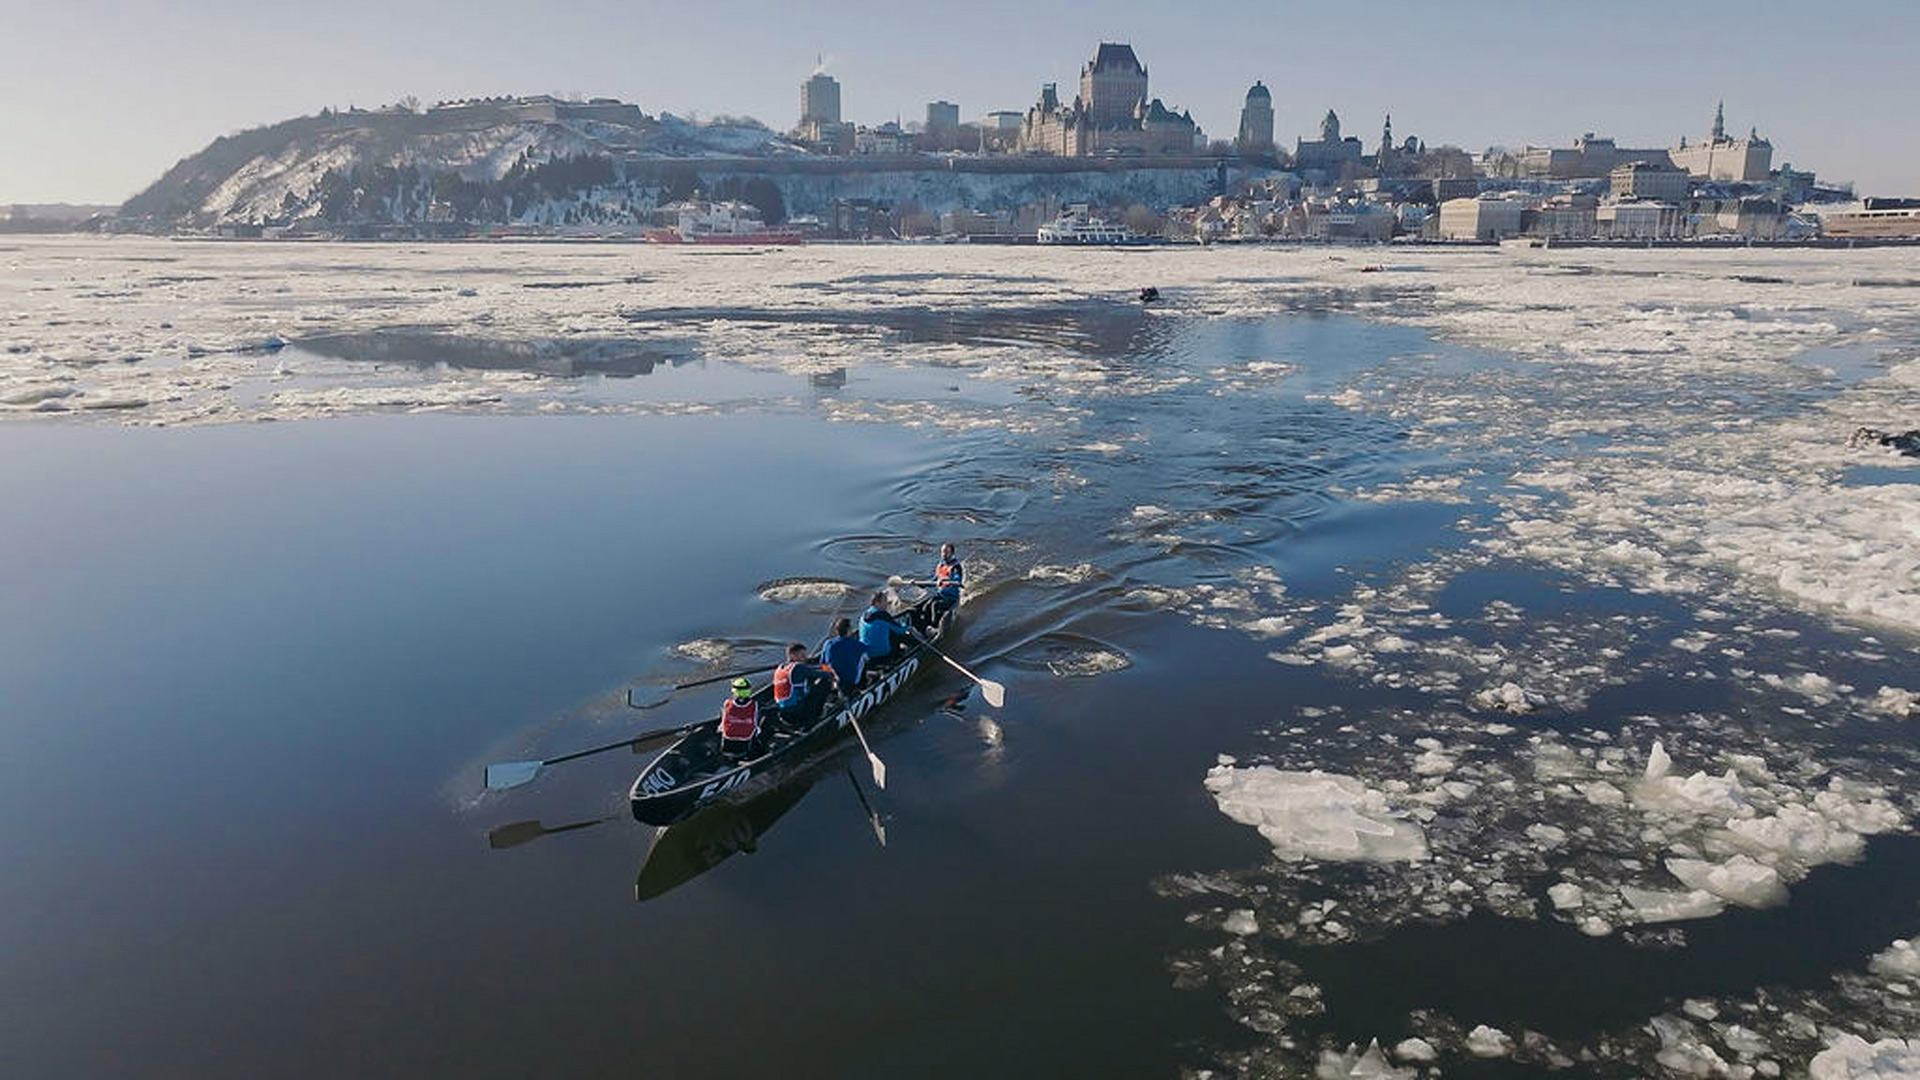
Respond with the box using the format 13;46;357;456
119;103;802;228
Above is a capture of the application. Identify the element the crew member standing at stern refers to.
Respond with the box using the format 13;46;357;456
932;542;965;615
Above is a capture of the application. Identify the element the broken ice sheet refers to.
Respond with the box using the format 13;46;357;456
1205;765;1428;863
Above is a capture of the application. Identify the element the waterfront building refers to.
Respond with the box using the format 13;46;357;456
1293;110;1365;179
1597;199;1681;240
1611;160;1689;203
1019;43;1199;156
1685;195;1787;239
1237;82;1274;154
1432;177;1479;203
1670;102;1773;182
927;101;960;132
1520;133;1673;180
986;110;1024;131
1438;195;1523;240
1530;194;1599;239
1307;199;1395;241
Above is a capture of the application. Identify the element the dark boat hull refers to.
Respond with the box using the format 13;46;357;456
629;599;948;826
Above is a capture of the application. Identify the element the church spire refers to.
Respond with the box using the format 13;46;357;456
1712;100;1726;141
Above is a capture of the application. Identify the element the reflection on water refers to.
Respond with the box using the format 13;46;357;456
297;329;697;377
486;816;613;850
628;300;1166;357
635;771;817;900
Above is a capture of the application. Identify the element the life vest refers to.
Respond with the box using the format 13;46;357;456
720;697;759;741
935;559;963;594
773;661;800;704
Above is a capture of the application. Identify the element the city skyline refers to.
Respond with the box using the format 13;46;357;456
3;0;1917;204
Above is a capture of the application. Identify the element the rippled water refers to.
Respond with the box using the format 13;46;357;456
3;239;1919;1078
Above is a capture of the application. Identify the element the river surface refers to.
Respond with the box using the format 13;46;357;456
3;238;1920;1078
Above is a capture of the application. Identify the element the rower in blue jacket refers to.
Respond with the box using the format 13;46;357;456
860;591;911;661
820;617;868;692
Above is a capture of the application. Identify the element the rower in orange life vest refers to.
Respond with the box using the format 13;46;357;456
772;642;837;726
719;677;760;753
932;542;965;615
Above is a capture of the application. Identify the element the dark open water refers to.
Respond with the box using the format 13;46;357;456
2;306;1916;1078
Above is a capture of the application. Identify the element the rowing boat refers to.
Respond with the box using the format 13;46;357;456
628;595;952;826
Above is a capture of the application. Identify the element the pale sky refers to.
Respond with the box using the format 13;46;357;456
2;0;1916;204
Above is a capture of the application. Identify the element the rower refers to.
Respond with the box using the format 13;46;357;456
860;591;911;661
772;642;837;727
932;542;965;616
820;616;868;694
718;677;761;754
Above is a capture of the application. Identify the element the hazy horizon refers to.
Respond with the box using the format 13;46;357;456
3;0;1917;204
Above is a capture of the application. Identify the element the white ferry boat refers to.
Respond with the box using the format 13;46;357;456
644;200;804;245
1819;199;1920;240
1036;205;1154;246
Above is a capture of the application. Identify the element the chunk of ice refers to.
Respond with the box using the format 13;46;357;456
1867;686;1918;717
1870;939;1920;979
1548;882;1586;910
1392;1038;1437;1063
1315;1039;1415;1080
1527;823;1569;848
1222;909;1259;936
1619;885;1725;923
1205;766;1429;862
1465;1025;1514;1058
1665;855;1787;908
1809;1034;1920;1080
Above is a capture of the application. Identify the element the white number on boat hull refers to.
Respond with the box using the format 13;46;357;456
696;768;752;802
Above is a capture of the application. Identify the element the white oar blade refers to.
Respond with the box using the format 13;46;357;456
871;816;888;847
868;752;887;790
484;760;543;791
979;680;1006;709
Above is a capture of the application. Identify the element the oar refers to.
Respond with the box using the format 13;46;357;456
627;664;778;710
908;632;1005;708
483;720;701;791
844;708;887;790
846;767;886;847
486;816;613;850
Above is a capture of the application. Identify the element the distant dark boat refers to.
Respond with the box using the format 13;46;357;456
628;595;952;826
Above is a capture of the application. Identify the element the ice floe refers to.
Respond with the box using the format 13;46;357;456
1205;765;1429;863
1810;1035;1920;1080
